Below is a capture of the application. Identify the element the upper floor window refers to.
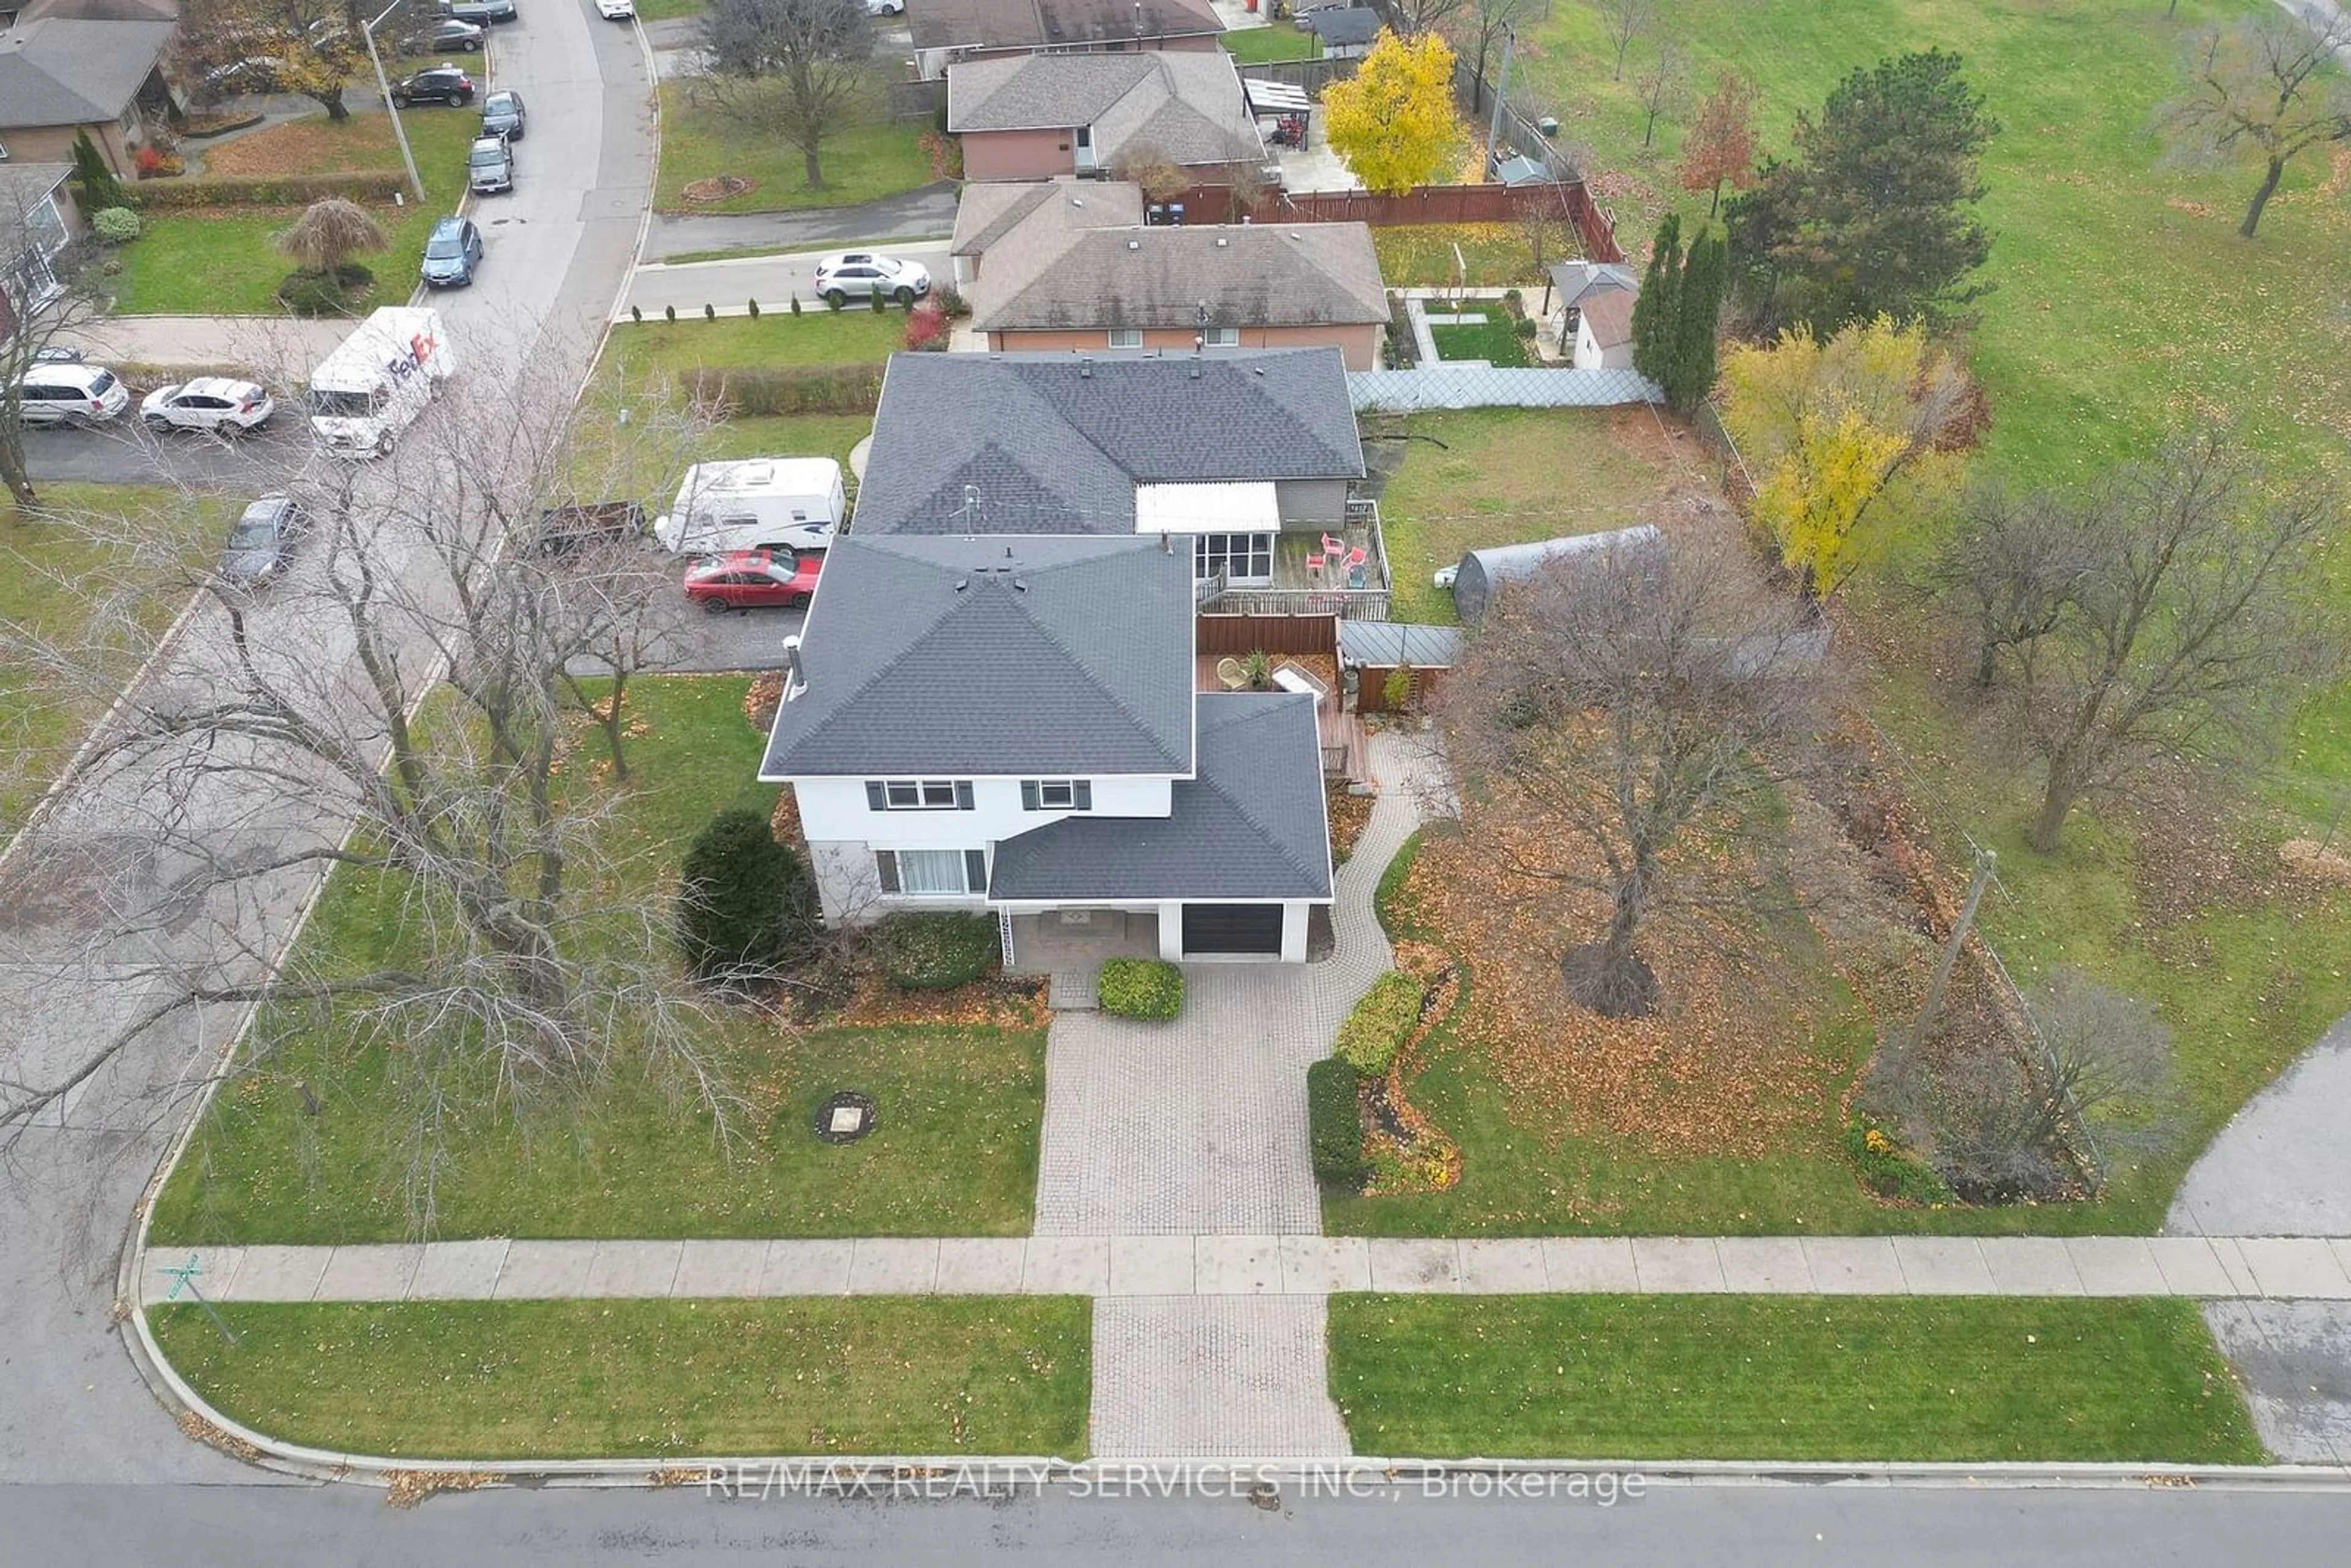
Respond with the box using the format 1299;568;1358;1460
1202;326;1240;348
867;778;972;811
1022;779;1092;811
1107;328;1144;349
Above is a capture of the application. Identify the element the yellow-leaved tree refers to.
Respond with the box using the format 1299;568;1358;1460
1321;29;1461;197
1719;315;1978;598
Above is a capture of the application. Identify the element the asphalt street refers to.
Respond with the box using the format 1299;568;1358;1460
5;1474;2351;1566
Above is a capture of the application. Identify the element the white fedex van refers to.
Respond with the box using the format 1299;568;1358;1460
306;307;455;457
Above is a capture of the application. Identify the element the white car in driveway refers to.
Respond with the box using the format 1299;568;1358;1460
812;250;931;307
141;377;276;435
596;0;634;17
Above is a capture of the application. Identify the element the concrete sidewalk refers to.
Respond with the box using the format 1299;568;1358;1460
53;316;355;380
142;1232;2351;1306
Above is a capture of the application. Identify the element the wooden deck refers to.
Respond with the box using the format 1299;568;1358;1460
1192;655;1369;784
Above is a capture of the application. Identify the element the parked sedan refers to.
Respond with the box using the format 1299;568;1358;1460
682;550;822;612
141;377;275;435
479;89;525;141
220;495;307;588
812;252;931;307
440;0;517;22
419;215;484;287
422;17;485;50
391;65;474;107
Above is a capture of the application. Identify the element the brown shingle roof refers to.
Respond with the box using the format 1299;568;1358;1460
947;49;1262;167
973;220;1388;333
910;0;1221;53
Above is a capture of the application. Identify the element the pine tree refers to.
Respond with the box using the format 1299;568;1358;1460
1664;225;1730;412
677;808;819;983
1629;211;1682;388
69;129;127;215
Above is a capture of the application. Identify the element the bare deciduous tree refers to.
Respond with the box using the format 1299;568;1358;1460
1921;482;2096;691
700;0;876;193
1;186;109;508
2009;432;2339;852
1443;0;1542;91
173;0;370;122
2157;10;2351;238
273;197;387;280
0;337;728;1227
1109;143;1190;204
1438;536;1828;1017
1594;0;1654;82
1389;0;1472;40
1635;41;1690;148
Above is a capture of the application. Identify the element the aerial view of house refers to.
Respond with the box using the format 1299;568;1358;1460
947;48;1265;190
908;0;1224;81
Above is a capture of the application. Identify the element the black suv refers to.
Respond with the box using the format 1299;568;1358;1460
391;65;475;107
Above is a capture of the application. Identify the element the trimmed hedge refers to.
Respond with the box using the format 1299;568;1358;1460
872;910;999;991
678;362;885;418
1097;958;1183;1021
1334;970;1422;1076
132;171;409;209
1308;1058;1370;1188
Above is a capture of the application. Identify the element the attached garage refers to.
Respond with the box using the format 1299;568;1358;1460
1182;902;1284;956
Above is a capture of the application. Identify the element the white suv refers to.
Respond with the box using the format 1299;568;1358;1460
13;362;131;426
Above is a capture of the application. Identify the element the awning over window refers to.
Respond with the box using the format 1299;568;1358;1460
1134;481;1280;535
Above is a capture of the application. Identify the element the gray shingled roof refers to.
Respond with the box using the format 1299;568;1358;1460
761;533;1194;778
1548;259;1640;310
951;178;1143;260
988;693;1332;901
1304;7;1378;45
972;220;1387;333
852;348;1365;537
0;16;171;129
0;163;73;216
947;49;1260;167
912;0;1223;52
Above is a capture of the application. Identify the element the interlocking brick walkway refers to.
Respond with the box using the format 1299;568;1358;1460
1090;1297;1351;1459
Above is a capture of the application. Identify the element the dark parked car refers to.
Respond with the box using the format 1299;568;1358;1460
390;64;474;107
419;216;484;287
683;549;822;612
479;89;526;141
221;495;307;588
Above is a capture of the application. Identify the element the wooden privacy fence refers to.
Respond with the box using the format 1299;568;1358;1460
1194;612;1340;657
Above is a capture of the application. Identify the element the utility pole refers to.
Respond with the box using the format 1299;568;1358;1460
1908;846;1996;1055
1484;24;1517;179
364;0;427;204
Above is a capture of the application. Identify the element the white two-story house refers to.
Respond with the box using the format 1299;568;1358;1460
761;532;1333;962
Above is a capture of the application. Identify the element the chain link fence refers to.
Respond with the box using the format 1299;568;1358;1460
1349;364;1662;411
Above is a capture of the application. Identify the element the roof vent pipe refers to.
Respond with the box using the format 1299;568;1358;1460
1081;355;1093;377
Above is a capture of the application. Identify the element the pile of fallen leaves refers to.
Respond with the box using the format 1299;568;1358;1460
744;672;784;732
384;1469;503;1509
823;970;1048;1032
1327;781;1374;865
769;784;803;849
1361;953;1462;1196
1393;800;1850;1160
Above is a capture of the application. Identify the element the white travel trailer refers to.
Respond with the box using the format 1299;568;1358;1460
652;458;846;555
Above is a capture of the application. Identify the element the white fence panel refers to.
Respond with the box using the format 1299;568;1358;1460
1348;367;1663;412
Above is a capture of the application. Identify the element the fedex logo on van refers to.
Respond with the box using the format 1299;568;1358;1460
382;329;440;381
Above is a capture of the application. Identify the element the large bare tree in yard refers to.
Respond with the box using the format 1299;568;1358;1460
1594;0;1655;82
1439;538;1828;1018
2158;10;2351;238
1922;482;2099;692
2003;433;2339;853
0;343;719;1221
0;188;107;508
700;0;875;193
174;0;371;122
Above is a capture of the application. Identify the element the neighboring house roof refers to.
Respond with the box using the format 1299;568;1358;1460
1490;154;1548;187
1302;7;1379;45
951;177;1143;260
1581;288;1636;350
760;533;1195;778
912;0;1223;52
0;15;171;129
0;162;75;216
20;0;178;20
947;49;1262;168
1548;259;1640;311
989;692;1332;901
1337;620;1462;670
972;219;1388;334
852;348;1366;538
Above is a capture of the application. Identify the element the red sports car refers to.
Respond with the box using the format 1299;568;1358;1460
683;549;822;612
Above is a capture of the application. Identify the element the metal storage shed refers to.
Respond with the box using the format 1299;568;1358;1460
1338;621;1462;713
1447;524;1664;623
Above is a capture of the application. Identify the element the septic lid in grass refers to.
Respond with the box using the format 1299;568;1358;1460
814;1090;877;1144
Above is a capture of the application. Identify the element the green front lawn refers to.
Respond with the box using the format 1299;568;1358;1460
1223;21;1321;64
1329;1295;2264;1463
148;675;1046;1245
154;1297;1093;1458
1428;313;1531;368
112;111;481;315
604;312;903;377
0;485;226;830
655;83;934;213
1371;407;1685;625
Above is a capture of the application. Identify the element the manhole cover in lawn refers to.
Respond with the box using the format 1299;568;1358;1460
814;1090;877;1144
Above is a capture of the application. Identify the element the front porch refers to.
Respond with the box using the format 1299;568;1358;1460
1001;909;1163;980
